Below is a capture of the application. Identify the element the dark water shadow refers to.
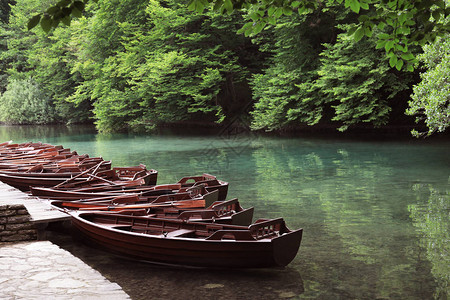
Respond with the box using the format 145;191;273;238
46;224;304;300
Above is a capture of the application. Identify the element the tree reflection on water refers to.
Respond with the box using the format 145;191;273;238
247;140;445;299
409;185;450;299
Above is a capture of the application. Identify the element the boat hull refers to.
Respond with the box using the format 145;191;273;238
70;213;302;268
0;174;87;191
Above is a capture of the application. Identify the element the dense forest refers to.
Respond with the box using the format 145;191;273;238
0;0;449;136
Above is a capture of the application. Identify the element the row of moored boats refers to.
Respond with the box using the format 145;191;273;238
0;140;302;268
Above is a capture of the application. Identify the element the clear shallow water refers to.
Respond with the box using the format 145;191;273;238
1;125;449;299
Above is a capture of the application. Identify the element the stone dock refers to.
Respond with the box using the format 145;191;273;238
0;241;130;299
0;182;130;299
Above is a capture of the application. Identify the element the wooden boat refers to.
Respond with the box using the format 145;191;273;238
0;145;107;171
0;165;157;191
30;174;227;201
31;186;175;200
0;142;63;154
177;174;228;202
147;198;254;225
0;144;73;161
50;194;254;225
50;187;219;210
0;158;111;177
70;210;303;268
53;165;158;188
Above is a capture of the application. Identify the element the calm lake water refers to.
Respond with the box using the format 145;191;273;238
1;125;449;299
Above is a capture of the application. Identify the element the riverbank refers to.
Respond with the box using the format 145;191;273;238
2;123;449;145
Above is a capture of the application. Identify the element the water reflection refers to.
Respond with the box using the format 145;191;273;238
0;125;97;143
1;125;449;299
248;139;445;299
409;185;450;299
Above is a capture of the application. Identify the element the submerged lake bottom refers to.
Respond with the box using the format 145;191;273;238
1;125;449;299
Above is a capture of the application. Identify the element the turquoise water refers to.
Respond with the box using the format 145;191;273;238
1;125;449;299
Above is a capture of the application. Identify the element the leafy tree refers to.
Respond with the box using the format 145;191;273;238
407;35;450;136
31;0;450;71
10;0;449;134
250;11;336;130
314;27;414;131
0;78;56;124
0;0;15;24
0;0;16;93
406;1;450;136
2;0;256;131
251;7;414;131
69;0;254;132
3;0;91;124
0;26;9;93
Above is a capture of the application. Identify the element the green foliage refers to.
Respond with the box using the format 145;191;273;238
3;0;92;124
250;12;336;131
251;9;414;131
7;0;448;135
71;0;252;132
315;29;412;131
0;0;15;24
0;78;56;124
3;0;255;131
407;35;450;136
30;0;450;71
27;0;93;33
0;25;9;93
208;0;449;71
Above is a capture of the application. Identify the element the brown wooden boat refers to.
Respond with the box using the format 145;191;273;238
0;165;157;191
50;194;254;225
70;210;302;268
0;142;108;171
177;174;228;202
49;187;218;209
0;159;110;177
30;174;227;201
0;143;73;161
0;142;63;155
0;155;111;173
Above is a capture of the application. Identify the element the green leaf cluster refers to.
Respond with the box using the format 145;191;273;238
27;0;95;33
250;8;414;131
3;0;449;135
250;13;328;130
315;29;412;131
189;0;450;72
0;78;56;124
59;0;253;132
407;35;450;136
2;0;92;124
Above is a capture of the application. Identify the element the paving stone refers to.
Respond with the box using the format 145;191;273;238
2;286;16;293
49;278;87;289
0;241;130;299
29;271;63;282
11;264;33;271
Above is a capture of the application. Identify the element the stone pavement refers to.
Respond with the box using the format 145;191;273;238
0;241;130;300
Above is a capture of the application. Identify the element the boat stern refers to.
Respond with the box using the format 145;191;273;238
272;228;303;267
